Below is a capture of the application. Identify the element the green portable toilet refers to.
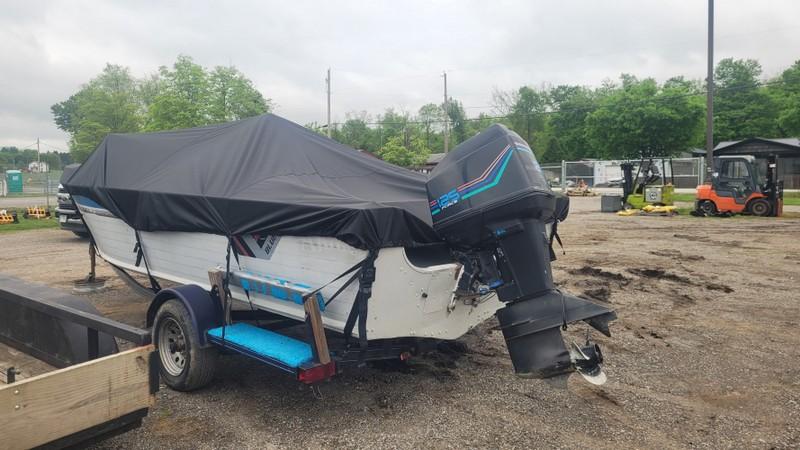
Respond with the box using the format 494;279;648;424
5;170;23;193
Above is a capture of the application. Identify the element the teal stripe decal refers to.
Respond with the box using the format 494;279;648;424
461;149;515;200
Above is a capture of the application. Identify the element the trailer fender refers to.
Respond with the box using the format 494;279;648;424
147;285;222;347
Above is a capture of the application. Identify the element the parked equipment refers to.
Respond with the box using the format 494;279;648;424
56;163;90;237
64;115;616;391
695;155;783;217
621;158;675;210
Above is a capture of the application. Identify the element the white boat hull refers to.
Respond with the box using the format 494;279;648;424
77;198;502;341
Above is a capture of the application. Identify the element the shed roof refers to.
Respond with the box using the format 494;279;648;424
715;137;800;151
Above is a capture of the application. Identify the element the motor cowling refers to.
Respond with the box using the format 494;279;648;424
426;124;616;380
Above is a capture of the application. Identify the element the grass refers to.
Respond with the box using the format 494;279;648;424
0;215;60;233
671;191;800;205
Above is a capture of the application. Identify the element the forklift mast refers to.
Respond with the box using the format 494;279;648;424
765;155;784;217
621;162;635;204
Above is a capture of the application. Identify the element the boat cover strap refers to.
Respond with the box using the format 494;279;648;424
548;220;565;261
133;230;162;293
300;254;371;308
343;249;379;354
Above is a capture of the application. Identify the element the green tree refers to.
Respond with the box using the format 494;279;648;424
335;111;375;151
53;56;271;162
443;98;468;146
377;136;430;167
714;58;779;142
417;103;445;149
545;85;597;160
145;56;210;130
771;60;800;135
207;66;272;123
585;76;704;159
51;64;141;162
492;86;548;146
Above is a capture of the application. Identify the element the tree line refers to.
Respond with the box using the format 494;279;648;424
0;147;67;172
52;56;272;162
51;56;800;167
319;58;800;165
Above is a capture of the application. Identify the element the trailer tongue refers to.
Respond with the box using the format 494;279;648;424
427;125;616;381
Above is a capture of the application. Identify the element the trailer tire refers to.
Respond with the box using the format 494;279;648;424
153;299;217;391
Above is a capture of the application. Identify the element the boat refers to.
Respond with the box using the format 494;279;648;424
64;114;616;390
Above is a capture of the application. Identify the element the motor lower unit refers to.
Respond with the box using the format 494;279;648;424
427;124;616;381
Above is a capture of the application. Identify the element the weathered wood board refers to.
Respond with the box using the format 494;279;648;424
0;345;154;449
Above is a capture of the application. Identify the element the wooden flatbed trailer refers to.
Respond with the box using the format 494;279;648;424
0;273;158;449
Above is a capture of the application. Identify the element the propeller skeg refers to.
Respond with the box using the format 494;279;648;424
569;341;607;386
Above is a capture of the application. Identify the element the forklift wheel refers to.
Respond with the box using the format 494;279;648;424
698;200;717;216
748;198;771;217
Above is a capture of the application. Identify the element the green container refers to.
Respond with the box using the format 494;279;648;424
5;170;23;193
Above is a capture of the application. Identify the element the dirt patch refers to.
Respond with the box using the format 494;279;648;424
649;249;705;261
673;294;696;307
581;285;612;303
627;267;735;294
628;267;692;284
2;198;799;449
673;233;711;242
705;282;734;293
568;265;630;283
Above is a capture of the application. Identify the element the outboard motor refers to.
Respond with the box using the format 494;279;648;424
427;125;616;382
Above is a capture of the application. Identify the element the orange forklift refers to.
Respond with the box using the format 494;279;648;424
695;154;783;217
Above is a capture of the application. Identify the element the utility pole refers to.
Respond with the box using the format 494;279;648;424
326;68;332;138
442;71;449;152
37;137;40;164
705;0;714;182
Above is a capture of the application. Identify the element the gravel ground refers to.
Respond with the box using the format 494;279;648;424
0;196;798;449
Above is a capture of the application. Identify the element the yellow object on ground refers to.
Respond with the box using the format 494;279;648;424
25;206;50;219
617;205;677;216
642;205;677;215
0;212;16;224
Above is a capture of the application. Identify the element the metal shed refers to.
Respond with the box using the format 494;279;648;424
714;138;800;189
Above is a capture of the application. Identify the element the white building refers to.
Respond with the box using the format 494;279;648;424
27;161;49;173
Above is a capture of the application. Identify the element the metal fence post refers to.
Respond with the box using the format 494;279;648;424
560;160;567;193
46;170;51;211
697;157;705;186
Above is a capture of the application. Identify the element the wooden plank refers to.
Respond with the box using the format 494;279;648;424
0;345;155;450
304;297;331;365
208;269;229;323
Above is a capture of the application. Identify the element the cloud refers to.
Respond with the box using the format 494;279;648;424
1;0;798;151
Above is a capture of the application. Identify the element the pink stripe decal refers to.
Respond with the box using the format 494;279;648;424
457;146;510;191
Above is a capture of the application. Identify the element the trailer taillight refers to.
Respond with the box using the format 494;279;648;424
297;361;336;384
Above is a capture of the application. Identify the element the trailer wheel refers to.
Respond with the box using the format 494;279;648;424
153;299;217;391
747;198;771;217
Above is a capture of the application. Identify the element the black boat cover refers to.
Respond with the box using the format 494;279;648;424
63;114;441;250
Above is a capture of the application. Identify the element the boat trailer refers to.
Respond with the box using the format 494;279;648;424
0;272;158;449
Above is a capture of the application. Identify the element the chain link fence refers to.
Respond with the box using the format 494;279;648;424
0;170;61;210
541;157;704;191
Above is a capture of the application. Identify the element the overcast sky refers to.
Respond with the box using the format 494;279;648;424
1;0;798;152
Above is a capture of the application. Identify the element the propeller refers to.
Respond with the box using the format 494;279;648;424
569;341;607;386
